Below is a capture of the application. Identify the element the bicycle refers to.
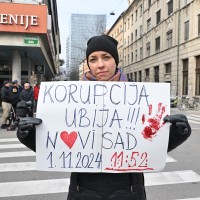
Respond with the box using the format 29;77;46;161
177;96;199;111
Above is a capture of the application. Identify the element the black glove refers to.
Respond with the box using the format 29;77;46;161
163;114;191;135
164;114;191;152
17;117;42;139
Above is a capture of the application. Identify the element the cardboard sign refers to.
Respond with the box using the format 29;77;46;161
36;81;170;173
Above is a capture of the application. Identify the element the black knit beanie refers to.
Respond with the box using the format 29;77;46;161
86;35;119;66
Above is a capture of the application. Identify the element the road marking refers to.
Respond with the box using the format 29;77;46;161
0;138;18;143
145;170;200;186
187;116;200;120
188;115;200;119
175;198;200;200
188;120;200;125
0;151;35;158
166;155;176;163
0;170;199;197
187;115;200;124
0;162;36;172
0;179;70;197
0;144;26;149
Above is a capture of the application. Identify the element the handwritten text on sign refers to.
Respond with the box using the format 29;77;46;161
36;81;170;173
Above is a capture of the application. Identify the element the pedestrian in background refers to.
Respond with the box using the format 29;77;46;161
19;82;34;117
1;80;13;129
33;83;40;113
10;80;22;113
16;35;192;200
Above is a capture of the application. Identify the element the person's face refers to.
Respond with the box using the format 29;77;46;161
88;51;116;81
5;83;10;87
24;83;30;90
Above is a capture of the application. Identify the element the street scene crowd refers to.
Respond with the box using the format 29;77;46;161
0;80;40;130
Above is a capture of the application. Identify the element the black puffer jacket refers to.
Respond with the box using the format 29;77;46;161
68;172;146;200
1;86;13;104
17;120;191;200
19;88;34;103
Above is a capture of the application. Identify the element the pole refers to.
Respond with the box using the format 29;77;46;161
176;0;181;96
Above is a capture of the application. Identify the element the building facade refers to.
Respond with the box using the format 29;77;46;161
0;0;61;87
108;0;200;99
67;14;106;81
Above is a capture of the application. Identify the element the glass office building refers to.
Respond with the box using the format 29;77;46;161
67;14;106;80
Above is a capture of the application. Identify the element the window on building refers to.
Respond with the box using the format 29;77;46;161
134;72;137;82
135;50;138;61
182;59;188;95
148;0;151;8
130;73;133;81
131;52;133;62
196;56;200;95
198;15;200;36
128;19;130;29
154;66;159;82
131;14;133;25
128;54;130;65
139;70;142;82
165;63;171;74
166;30;173;48
140;47;143;59
135;10;138;22
131;33;133;42
140;25;143;37
140;5;143;16
127;73;130;80
184;21;189;41
168;0;173;16
156;10;161;25
135;29;137;40
155;37;160;52
145;68;150;79
147;18;151;31
146;42;150;57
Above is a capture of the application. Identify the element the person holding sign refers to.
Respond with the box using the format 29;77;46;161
17;35;191;200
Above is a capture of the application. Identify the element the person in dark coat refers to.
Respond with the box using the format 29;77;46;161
19;82;34;117
10;80;22;112
1;80;13;129
16;35;191;200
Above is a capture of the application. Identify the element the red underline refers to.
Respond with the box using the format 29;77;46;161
104;167;154;172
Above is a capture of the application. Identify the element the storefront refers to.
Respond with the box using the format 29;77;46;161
0;2;60;88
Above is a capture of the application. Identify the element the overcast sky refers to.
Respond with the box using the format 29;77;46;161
56;0;128;60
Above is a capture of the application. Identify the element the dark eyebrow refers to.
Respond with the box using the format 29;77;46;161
89;52;110;59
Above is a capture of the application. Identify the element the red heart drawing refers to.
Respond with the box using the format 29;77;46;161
60;131;78;149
